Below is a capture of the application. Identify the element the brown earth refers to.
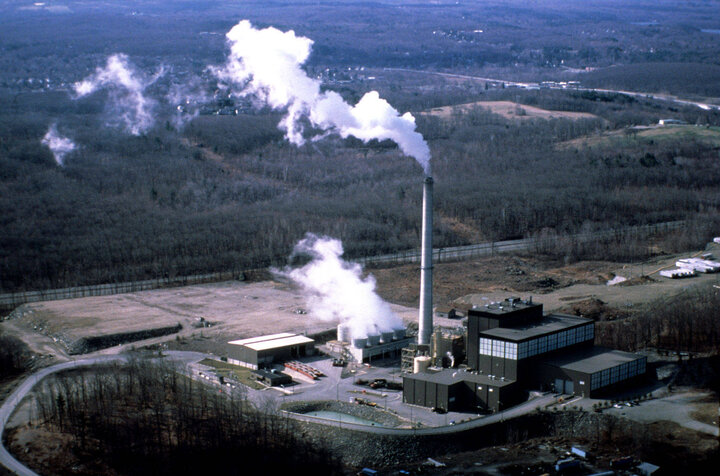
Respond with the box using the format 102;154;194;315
558;297;631;321
371;255;623;311
3;246;718;360
378;419;718;475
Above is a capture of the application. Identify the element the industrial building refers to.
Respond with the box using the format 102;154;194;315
332;325;412;363
404;297;647;412
251;368;293;386
223;332;316;369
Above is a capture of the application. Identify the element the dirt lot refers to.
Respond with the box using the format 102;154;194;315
373;247;720;316
0;280;419;359
2;244;719;360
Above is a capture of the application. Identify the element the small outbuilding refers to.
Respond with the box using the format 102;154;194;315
251;369;293;386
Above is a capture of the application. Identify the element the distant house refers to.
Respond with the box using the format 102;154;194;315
434;306;457;319
251;368;292;386
435;304;470;319
658;118;686;126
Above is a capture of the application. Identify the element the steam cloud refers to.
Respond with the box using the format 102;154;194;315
166;77;212;129
276;233;403;340
42;124;76;166
213;20;431;174
74;54;161;135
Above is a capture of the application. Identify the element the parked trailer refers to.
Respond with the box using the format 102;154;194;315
660;268;695;279
676;258;720;273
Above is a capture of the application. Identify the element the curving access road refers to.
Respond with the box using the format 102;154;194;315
0;352;206;476
1;351;555;475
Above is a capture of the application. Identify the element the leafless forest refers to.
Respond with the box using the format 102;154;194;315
32;359;342;475
1;0;719;293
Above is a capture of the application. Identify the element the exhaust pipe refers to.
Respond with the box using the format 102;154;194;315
418;175;433;345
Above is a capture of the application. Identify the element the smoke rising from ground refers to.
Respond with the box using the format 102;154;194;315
213;20;431;174
42;124;76;166
74;54;161;135
276;233;403;340
166;77;212;129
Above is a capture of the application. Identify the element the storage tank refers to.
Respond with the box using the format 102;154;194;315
352;337;367;349
393;327;406;340
337;325;351;343
380;331;394;344
367;333;381;346
413;355;431;374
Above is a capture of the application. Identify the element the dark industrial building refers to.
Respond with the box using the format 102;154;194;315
251;368;293;386
404;297;647;412
223;333;316;369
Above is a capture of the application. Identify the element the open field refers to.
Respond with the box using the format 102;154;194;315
559;124;720;150
423;100;600;121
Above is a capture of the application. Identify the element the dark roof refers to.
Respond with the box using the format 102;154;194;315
252;369;292;382
542;346;645;375
480;313;592;341
404;368;515;387
469;297;540;316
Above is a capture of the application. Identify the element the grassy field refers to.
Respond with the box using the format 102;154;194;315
423;100;600;121
559;125;720;150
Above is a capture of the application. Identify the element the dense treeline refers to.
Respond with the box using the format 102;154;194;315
582;63;720;98
2;84;720;292
0;331;32;379
3;1;720;90
32;358;342;476
595;283;720;354
3;2;720;292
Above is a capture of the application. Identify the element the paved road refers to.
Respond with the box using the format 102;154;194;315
286;392;557;435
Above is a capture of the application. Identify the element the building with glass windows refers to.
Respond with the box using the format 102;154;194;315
403;297;647;412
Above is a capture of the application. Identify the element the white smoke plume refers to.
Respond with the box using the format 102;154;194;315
166;77;212;129
74;54;162;135
41;124;76;166
276;233;403;340
213;20;431;175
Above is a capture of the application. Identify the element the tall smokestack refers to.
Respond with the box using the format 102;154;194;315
418;175;433;345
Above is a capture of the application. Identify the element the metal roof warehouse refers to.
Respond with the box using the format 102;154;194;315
224;333;316;369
